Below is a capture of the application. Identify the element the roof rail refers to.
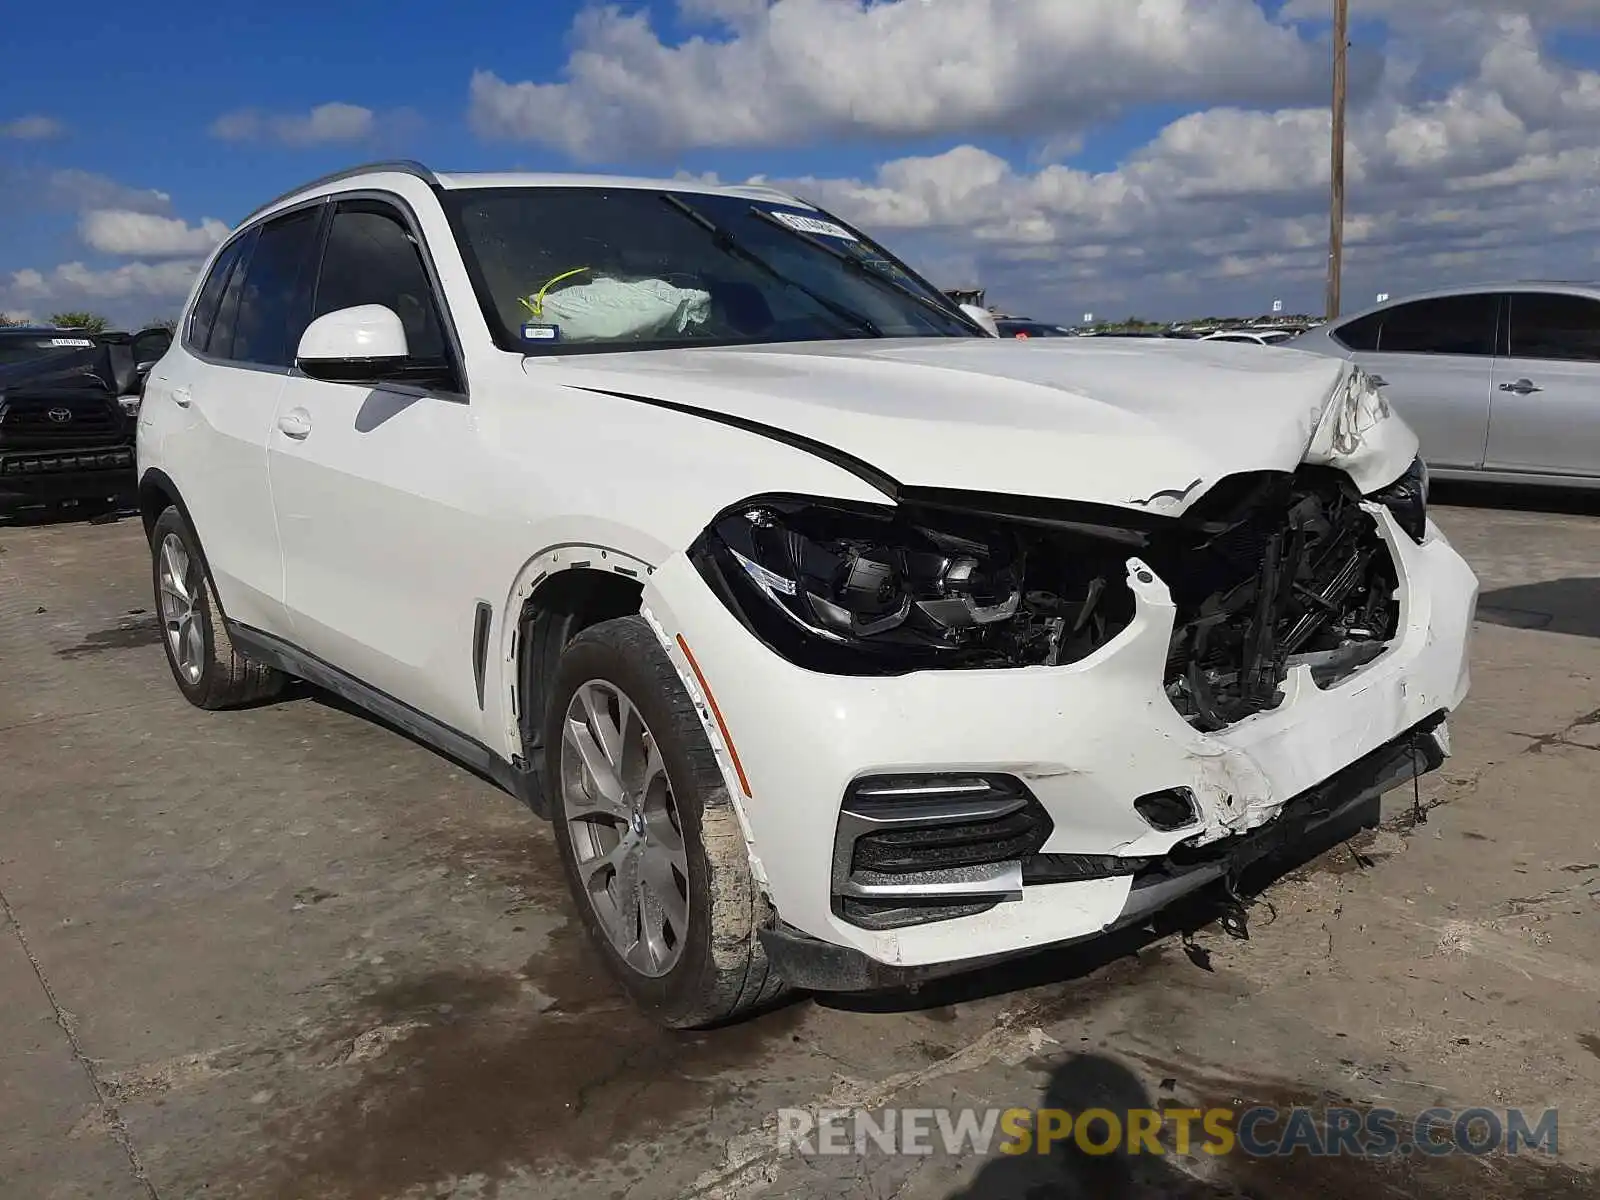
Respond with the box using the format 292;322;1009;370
236;159;438;226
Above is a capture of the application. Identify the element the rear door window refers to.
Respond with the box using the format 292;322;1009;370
229;207;322;367
1506;293;1600;363
1372;295;1497;356
187;235;250;353
203;226;259;358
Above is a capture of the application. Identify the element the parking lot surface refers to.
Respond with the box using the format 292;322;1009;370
3;488;1599;1199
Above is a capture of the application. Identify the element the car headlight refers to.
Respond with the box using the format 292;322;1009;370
689;496;1133;675
1371;454;1429;544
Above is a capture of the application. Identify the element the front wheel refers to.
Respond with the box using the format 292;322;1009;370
149;505;286;709
544;615;787;1028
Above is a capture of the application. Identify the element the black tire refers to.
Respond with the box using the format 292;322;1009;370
149;505;286;710
544;615;788;1028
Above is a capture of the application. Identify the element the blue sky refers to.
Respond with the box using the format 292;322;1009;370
3;0;1599;326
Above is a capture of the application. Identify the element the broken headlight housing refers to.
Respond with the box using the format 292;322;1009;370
690;496;1133;675
1370;454;1429;544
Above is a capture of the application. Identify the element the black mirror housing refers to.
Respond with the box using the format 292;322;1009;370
297;355;413;384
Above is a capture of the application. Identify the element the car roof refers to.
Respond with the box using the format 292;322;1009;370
241;159;814;226
1328;280;1600;327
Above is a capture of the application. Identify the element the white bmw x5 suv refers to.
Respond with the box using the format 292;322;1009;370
137;161;1478;1027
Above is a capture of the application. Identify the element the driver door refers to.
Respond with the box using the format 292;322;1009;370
268;196;486;734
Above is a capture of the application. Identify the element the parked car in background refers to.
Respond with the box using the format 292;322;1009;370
1200;329;1295;346
0;325;170;516
137;161;1474;1028
995;318;1073;339
1288;284;1600;486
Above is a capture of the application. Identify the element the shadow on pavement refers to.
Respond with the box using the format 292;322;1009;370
1478;578;1600;639
944;1051;1598;1199
1432;481;1600;517
0;499;135;528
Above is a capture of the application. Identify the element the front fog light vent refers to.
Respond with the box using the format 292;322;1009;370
1134;787;1200;832
832;774;1054;930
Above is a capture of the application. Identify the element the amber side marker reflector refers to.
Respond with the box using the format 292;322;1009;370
675;634;753;798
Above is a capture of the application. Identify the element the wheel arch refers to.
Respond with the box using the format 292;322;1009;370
138;467;230;621
496;545;654;815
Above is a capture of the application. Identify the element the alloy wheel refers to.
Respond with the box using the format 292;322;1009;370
157;532;204;685
560;680;691;977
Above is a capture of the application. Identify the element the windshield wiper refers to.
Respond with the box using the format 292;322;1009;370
746;206;986;336
658;194;883;338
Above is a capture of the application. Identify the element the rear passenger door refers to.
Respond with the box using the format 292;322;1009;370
1334;293;1499;471
147;204;322;634
1485;292;1600;478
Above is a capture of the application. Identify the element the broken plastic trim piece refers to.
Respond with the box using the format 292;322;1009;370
1366;453;1430;544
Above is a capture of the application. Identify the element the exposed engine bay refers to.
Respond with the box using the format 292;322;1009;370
692;464;1415;731
1149;467;1401;730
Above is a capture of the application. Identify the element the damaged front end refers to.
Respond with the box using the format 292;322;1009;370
690;458;1424;733
1153;467;1401;731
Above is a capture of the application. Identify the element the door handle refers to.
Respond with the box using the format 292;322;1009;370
276;409;312;440
1498;379;1542;395
170;386;192;409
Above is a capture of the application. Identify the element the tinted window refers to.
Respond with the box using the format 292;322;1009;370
313;202;445;361
131;327;173;366
1507;293;1600;363
230;207;321;366
187;235;249;352
205;226;258;357
1375;295;1496;356
1333;311;1382;351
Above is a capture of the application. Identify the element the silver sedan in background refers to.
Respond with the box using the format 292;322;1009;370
1287;283;1600;487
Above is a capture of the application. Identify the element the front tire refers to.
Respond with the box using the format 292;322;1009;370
149;505;286;709
545;615;787;1028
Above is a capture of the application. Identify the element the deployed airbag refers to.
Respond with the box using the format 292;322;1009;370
538;276;711;342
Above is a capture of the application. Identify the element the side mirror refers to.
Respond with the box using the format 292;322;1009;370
959;303;1000;337
296;305;410;383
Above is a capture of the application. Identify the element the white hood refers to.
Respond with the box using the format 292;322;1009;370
530;338;1417;513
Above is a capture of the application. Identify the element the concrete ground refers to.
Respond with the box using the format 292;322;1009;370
2;485;1598;1200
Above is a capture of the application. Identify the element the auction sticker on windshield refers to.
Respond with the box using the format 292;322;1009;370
765;210;858;241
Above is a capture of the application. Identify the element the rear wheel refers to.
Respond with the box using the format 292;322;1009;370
545;615;787;1028
150;505;286;709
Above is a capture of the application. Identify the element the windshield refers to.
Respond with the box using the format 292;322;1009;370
443;187;980;353
0;335;97;368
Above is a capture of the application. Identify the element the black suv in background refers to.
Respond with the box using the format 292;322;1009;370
0;326;170;516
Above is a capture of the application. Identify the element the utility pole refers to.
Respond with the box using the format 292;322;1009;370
1326;0;1349;320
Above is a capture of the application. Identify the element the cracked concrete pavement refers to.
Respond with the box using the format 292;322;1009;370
1;485;1598;1199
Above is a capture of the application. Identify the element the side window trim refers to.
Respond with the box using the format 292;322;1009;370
230;202;329;371
183;195;329;374
304;189;468;401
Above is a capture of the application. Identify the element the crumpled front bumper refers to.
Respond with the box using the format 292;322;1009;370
644;505;1478;974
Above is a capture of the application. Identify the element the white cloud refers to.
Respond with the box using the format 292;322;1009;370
1;115;66;140
8;260;202;304
761;16;1600;318
79;210;231;257
471;0;1334;159
43;169;172;215
209;101;377;145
